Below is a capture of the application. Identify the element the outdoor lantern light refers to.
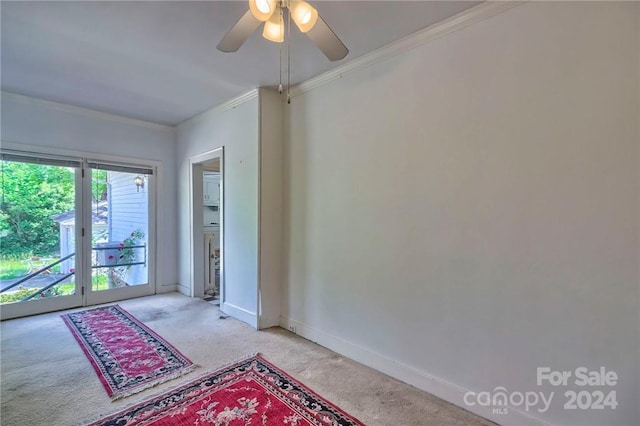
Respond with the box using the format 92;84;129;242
134;175;144;191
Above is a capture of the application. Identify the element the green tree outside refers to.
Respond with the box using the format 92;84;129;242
1;161;75;258
0;160;108;258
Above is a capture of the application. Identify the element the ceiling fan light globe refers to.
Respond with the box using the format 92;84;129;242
263;11;284;43
249;0;276;22
290;1;318;33
256;0;271;13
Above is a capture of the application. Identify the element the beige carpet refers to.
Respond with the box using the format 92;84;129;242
0;293;494;425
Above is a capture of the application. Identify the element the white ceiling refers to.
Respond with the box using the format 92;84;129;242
1;1;480;126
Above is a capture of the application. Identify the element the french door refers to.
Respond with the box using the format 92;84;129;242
84;162;155;306
0;152;155;320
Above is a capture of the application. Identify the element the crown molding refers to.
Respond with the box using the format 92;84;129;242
0;91;175;132
290;1;524;98
178;88;259;128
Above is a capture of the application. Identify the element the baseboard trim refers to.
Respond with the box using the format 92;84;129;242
222;302;257;329
258;316;280;330
279;316;549;426
156;284;178;294
175;283;190;296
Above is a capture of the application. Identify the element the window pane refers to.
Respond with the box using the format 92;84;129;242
91;169;148;290
0;160;77;304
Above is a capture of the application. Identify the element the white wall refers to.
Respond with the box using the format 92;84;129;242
258;89;284;328
176;93;260;327
175;88;284;329
0;93;178;291
282;2;639;425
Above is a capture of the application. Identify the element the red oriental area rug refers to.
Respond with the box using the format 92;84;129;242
88;354;365;426
61;305;196;400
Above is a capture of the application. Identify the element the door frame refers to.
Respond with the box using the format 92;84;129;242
0;163;84;320
0;142;161;320
83;161;157;307
188;147;224;302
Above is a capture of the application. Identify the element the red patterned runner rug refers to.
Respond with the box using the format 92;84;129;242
88;354;365;426
61;305;196;400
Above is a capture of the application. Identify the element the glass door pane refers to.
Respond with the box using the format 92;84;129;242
87;166;153;303
0;158;82;318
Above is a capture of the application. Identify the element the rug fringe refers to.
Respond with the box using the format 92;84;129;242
110;364;200;401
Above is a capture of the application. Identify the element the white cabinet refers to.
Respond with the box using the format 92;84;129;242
203;173;220;206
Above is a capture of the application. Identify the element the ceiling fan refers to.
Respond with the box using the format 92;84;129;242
217;0;349;62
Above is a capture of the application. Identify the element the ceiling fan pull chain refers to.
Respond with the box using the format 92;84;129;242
287;3;291;104
279;18;283;95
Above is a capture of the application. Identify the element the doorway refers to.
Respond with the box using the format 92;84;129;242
189;148;224;304
84;162;155;306
0;151;156;320
202;158;221;302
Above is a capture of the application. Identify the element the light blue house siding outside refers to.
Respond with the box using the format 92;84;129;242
108;171;148;285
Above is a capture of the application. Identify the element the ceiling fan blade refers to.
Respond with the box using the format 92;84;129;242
217;10;262;53
305;15;348;61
